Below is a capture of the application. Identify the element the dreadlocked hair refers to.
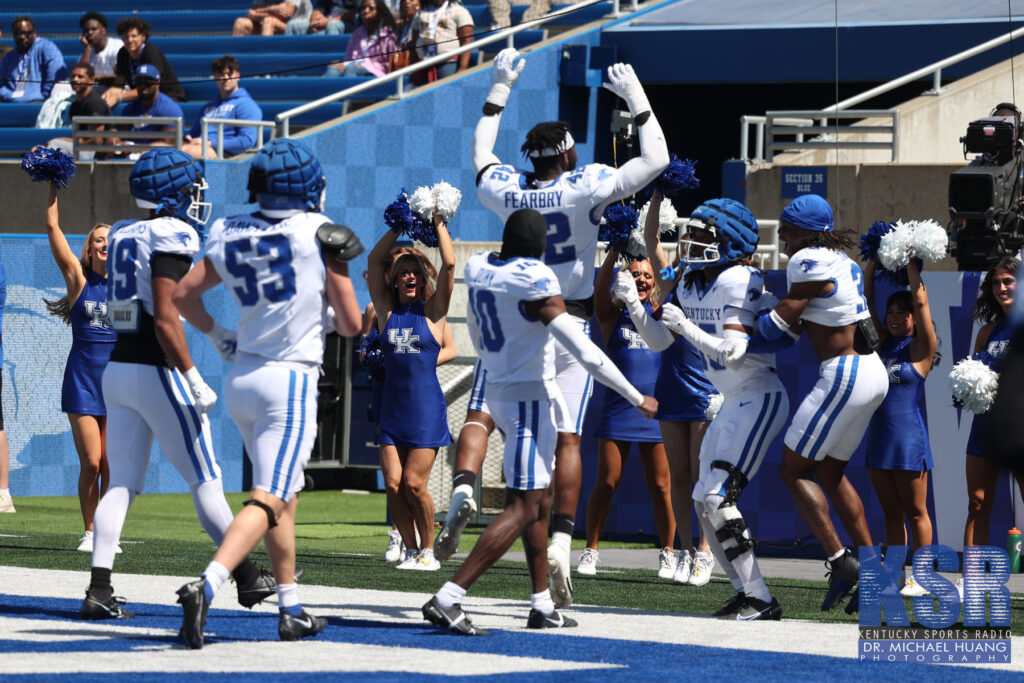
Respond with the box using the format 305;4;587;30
521;121;571;159
972;256;1020;324
681;256;760;291
798;227;857;252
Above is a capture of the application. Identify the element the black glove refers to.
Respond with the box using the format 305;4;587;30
316;223;364;262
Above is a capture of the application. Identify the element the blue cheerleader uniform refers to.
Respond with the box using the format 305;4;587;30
966;316;1013;457
865;336;932;471
654;290;714;422
61;271;116;415
379;300;453;448
596;303;662;442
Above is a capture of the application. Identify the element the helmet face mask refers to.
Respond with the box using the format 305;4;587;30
187;176;212;226
679;218;722;266
129;148;211;233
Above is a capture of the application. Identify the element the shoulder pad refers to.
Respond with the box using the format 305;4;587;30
316;223;365;263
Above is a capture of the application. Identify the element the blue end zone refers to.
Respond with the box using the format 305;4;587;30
1;593;1016;682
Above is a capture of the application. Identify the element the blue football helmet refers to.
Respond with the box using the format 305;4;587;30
247;138;326;212
129;148;212;230
680;198;759;269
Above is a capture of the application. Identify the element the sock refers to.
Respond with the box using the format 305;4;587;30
191;479;234;546
552;514;575;538
452;470;477;489
92;486;134;570
531;589;555;615
550;531;572;555
277;583;302;616
202;561;230;603
436;581;467;609
89;567;113;601
232;558;260;586
827;548;847;562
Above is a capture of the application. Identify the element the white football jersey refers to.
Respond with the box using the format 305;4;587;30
477;163;621;301
675;265;778;395
786;247;870;326
205;211;331;364
107;216;199;326
464;251;562;400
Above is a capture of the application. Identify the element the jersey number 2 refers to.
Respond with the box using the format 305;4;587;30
225;235;296;306
469;289;504;352
544;212;575;265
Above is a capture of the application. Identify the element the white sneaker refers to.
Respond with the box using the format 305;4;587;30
396;548;419;569
688;551;714;586
411;548;440;571
385;529;403;562
673;549;693;584
900;572;928;597
657;547;678;579
77;530;94;553
434;486;477;561
577;548;598;575
0;490;15;513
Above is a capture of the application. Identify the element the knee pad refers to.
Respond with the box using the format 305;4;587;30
706;503;754;561
243;499;278;528
711;460;749;506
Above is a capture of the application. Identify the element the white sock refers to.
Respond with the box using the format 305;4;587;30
531;589;555;615
202;561;231;601
452;483;474;500
827;548;846;562
277;583;300;612
191;479;234;546
550;531;572;554
92;486;134;569
436;581;467;608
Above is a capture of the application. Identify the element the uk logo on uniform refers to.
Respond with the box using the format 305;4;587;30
388;328;420;354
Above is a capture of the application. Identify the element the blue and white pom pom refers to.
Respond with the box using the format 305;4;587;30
600;204;639;253
409;181;462;222
383;189;437;247
949;358;999;413
909;219;948;262
705;393;724;421
877;219;915;270
654;153;700;198
859;220;893;263
21;146;76;188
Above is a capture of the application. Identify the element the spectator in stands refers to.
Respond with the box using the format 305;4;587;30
488;0;551;29
326;0;398;78
391;0;419;72
121;64;185;148
234;1;314;36
47;63;113;160
410;0;474;79
79;12;123;88
0;16;69;103
181;56;262;159
286;0;356;35
0;25;11;62
104;17;186;107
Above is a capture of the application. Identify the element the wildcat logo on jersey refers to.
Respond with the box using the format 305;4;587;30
534;278;551;293
175;232;191;246
621;327;648;350
387;328;420;354
84;301;111;328
800;259;818;273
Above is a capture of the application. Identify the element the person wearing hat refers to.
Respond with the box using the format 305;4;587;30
765;193;888;614
121;63;185;146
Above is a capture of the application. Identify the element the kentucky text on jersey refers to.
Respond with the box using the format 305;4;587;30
503;190;564;209
681;305;722;322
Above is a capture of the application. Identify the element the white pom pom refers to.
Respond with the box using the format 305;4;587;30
408;185;435;222
705;393;724;421
878;219;914;270
431;180;462;220
625;228;648;259
948;358;999;413
638;198;679;235
909;219;948;262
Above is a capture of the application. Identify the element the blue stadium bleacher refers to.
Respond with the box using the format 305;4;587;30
63;53;345;79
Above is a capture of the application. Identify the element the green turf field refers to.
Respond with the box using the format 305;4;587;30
2;490;1020;632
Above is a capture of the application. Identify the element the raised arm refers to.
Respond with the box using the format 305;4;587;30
593;248;621;342
905;259;937;377
643;190;670;274
862;259;887;347
611;270;675;352
45;184;87;298
472;48;524;176
425;213;455;324
367;229;400;326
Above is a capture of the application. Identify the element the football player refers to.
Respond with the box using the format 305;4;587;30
434;48;669;610
81;148;276;620
172;139;362;648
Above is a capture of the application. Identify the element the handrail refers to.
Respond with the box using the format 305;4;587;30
765;109;899;162
72;115;183;158
199;117;276;159
740;115;814;161
277;0;611;137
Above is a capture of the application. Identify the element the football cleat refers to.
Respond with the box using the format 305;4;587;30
713;591;747;618
176;579;209;650
733;596;782;621
422;597;490;636
81;588;134;620
821;548;859;611
657;547;677;579
547;546;574;609
279;610;327;641
434;487;477;561
688;551;715;586
237;567;276;609
577;548;598;576
673;549;693;585
845;589;859;615
385;529;403;562
526;608;578;629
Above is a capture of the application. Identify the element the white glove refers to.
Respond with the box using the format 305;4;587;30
602;63;652;117
486;48;526;110
205;321;237;363
612;270;640;307
660;304;747;369
183;366;217;414
717;336;749;370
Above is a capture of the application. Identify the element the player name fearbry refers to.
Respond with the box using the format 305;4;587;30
502;190;563;209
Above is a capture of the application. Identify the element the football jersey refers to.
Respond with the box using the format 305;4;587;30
205;211;331;365
675;265;777;395
477;163;621;301
786;246;870;326
464;251;561;400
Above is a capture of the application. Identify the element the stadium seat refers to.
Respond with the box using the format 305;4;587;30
51;34;352;58
0;103;43;127
0;128;71;153
182;76;401;103
0;11;240;36
63;53;342;79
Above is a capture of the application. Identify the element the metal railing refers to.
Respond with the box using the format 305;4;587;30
277;0;614;137
72;115;183;158
740;116;814;162
739;24;1024;160
765;109;899;162
199;117;276;159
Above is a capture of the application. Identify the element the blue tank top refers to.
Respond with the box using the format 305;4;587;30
70;270;116;345
865;335;932;470
654;290;715;421
378;300;452;448
596;304;662;441
966;316;1014;457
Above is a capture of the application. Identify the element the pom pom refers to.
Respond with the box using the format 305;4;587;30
600;204;639;253
654;153;700;198
705;393;724;421
21;147;76;188
383;189;437;247
409;181;462;222
358;334;384;371
909;219;947;262
408;185;435;221
949;358;999;413
859;220;893;263
638;198;679;236
877;220;914;271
